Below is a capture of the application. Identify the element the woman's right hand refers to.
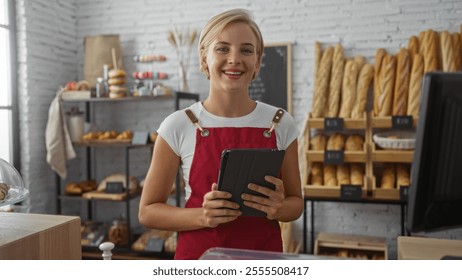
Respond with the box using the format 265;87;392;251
201;183;241;228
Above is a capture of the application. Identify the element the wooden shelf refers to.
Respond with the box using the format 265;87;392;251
308;117;367;129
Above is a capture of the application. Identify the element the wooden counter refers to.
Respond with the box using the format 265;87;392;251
398;236;462;260
0;212;81;259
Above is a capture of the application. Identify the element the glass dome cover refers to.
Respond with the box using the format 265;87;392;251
0;158;28;207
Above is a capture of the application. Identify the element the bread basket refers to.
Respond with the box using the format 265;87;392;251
373;131;416;150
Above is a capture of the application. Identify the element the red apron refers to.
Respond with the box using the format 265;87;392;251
174;110;283;260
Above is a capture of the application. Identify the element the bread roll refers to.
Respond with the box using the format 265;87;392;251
312;46;334;118
339;60;359;118
452;32;462;71
327;133;346;150
310;163;323;185
323;165;337;186
351;64;374;119
380;164;396;189
440;31;457;72
392;48;411;116
377;54;396;116
408;35;420;64
373;49;387;116
350;164;364;186
337;164;350;185
310;134;327;151
396;164;410;187
407;54;424;118
345;134;364;151
424;29;439;72
326;44;345;117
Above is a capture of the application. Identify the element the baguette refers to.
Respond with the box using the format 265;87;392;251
326;44;345;117
418;31;426;55
339;60;359;118
392;48;411;115
337;164;350;185
452;32;462;71
310;134;327;151
312;46;334;118
407;54;424;118
407;35;420;64
323;165;337;186
310;162;323;185
424;29;439;72
314;41;322;76
354;55;366;70
381;164;396;189
350;164;364;186
351;64;374;118
373;49;387;116
396;164;410;188
326;133;346;151
345;134;364;151
440;31;457;72
377;54;396;116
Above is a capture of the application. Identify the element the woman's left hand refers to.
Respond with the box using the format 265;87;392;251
241;175;285;220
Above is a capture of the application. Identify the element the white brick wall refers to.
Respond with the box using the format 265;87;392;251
17;0;462;259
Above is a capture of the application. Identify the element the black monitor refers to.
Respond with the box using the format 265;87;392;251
407;72;462;233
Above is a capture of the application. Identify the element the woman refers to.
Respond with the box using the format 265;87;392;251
139;8;303;260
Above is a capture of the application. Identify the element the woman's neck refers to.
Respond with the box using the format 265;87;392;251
202;94;256;118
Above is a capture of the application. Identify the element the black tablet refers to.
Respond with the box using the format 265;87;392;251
217;148;285;217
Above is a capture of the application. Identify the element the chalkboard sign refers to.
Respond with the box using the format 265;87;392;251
249;43;292;113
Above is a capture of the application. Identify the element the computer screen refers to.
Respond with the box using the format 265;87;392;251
407;72;462;233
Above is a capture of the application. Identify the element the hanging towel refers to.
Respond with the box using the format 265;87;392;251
45;88;76;179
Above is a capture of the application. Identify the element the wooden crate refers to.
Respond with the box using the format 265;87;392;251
303;172;368;199
315;232;387;260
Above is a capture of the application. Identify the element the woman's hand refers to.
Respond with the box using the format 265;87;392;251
241;176;285;220
201;183;242;228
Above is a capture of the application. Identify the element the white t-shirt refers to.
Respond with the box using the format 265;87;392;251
157;101;300;198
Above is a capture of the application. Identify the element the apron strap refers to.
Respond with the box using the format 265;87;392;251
185;109;209;137
264;108;285;138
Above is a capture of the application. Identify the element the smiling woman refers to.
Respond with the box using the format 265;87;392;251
0;0;17;166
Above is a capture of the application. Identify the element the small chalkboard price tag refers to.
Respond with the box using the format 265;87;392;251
131;131;149;145
324;117;344;131
145;237;164;252
399;186;409;202
324;150;344;165
340;185;362;201
105;182;124;194
392;115;413;130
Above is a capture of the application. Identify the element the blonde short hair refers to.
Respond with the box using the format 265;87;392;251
198;9;264;79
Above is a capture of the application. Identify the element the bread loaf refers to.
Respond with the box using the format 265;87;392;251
418;31;427;55
310;162;323;185
380;164;396;189
392;48;411;115
345;134;364;151
314;41;322;76
312;46;334;118
337;164;350;185
339;60;359;118
350;164;364;186
424;29;439;72
354;55;366;70
377;54;396;116
407;54;424;117
326;44;345;117
327;133;346;150
452;32;462;71
351;64;374;119
396;164;410;188
408;36;420;64
310;134;327;150
323;165;337;186
440;31;457;72
373;49;387;116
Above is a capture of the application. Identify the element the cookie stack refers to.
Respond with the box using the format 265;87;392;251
108;69;127;98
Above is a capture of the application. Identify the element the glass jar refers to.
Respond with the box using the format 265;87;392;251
108;218;128;246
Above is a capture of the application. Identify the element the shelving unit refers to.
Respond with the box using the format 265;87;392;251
56;92;199;258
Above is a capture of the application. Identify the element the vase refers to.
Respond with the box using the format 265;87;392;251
178;61;189;92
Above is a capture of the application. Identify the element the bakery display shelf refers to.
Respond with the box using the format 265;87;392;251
305;150;367;162
371;116;418;128
81;188;142;201
308;115;367;129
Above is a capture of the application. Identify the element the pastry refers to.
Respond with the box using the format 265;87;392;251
380;164;396;189
339;60;359;118
337;164;350;185
312;46;334;118
310;134;327;151
351;64;374;119
407;54;424;118
392;48;411;116
377;54;396;116
65;182;82;195
327;133;346;150
345;134;364;151
396;164;410;187
0;182;9;201
350;164;364;186
326;44;344;117
323;165;337;186
373;49;387;116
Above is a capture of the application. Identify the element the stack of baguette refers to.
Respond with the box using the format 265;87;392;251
311;43;374;119
309;162;364;187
